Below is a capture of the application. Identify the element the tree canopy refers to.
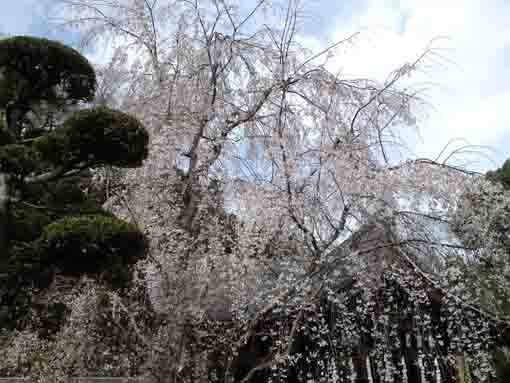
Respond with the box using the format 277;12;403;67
0;36;150;339
1;2;510;382
0;36;96;107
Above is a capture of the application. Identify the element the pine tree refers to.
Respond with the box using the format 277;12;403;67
0;36;150;334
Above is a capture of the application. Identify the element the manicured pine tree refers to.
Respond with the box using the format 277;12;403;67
0;36;150;333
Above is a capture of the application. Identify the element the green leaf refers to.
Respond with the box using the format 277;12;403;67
0;35;96;103
40;214;147;278
62;106;149;167
0;144;41;174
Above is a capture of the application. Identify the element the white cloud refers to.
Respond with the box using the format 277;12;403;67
4;0;509;170
324;0;510;170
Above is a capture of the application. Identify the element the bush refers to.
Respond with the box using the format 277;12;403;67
10;204;52;242
0;144;40;174
0;36;150;334
32;131;70;165
0;36;96;102
0;124;14;146
62;107;149;167
40;215;147;279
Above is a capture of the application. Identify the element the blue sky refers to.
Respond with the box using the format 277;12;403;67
2;0;510;171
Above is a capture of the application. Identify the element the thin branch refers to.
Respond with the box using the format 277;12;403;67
294;32;360;74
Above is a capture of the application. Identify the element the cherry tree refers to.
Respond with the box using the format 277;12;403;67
16;0;508;381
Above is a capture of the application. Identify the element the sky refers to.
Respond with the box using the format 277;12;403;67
2;0;510;171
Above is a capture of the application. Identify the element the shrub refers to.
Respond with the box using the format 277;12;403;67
40;215;147;281
62;107;149;167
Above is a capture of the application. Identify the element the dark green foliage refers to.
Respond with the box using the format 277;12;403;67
487;160;510;190
0;144;40;174
44;181;108;216
40;215;147;280
6;243;53;289
0;124;14;146
32;130;69;165
0;36;150;335
0;285;32;332
31;107;150;168
0;72;18;108
0;36;96;103
62;107;149;167
17;176;113;221
494;347;510;382
10;204;52;242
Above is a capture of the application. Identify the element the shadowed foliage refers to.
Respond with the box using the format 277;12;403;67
0;36;150;335
0;36;96;105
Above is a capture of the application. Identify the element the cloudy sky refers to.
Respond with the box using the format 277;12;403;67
2;0;510;171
